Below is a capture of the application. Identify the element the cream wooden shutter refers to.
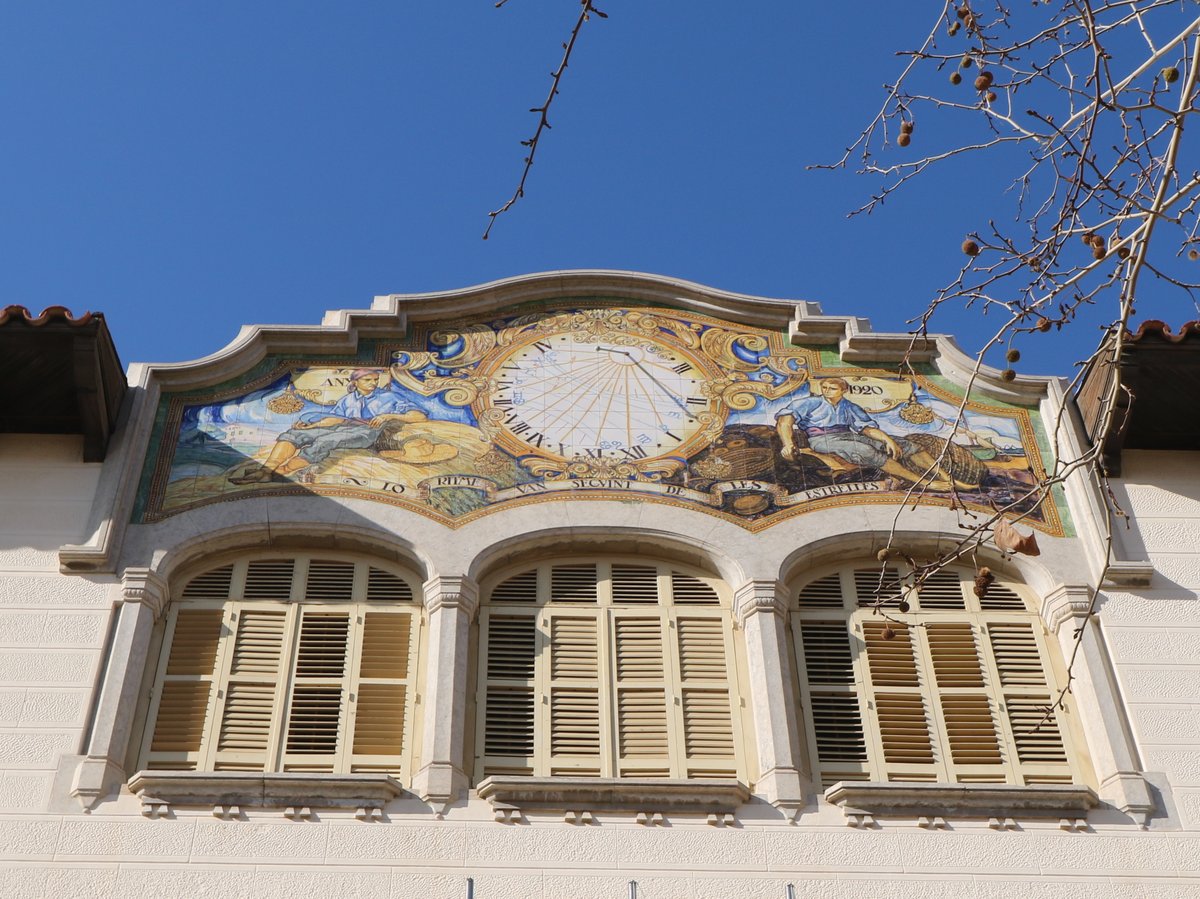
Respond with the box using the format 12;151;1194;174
145;606;225;770
611;564;659;604
795;619;869;787
544;610;604;776
670;571;721;605
861;621;939;780
675;613;738;778
210;604;291;771
922;622;1004;781
280;608;352;772
479;611;538;775
478;558;741;782
346;609;417;774
986;621;1072;783
144;555;422;778
612;612;672;777
795;564;1083;787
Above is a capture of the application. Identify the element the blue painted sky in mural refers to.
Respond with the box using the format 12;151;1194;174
2;4;1178;376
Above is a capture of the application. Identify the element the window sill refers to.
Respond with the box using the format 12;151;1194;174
824;781;1100;828
127;771;407;818
476;776;750;823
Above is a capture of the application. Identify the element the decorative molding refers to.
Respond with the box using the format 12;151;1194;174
1103;560;1155;588
127;771;407;814
476;776;750;820
733;579;788;626
422;575;480;618
1041;584;1095;634
824;782;1099;824
70;755;127;812
1100;771;1157;827
121;567;169;619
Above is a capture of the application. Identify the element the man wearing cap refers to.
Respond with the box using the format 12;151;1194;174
230;369;426;483
776;377;964;491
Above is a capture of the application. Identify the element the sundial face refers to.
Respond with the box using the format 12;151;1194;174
484;329;720;461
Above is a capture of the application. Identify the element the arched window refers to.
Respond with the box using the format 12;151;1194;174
138;554;422;777
475;558;746;781
792;563;1086;788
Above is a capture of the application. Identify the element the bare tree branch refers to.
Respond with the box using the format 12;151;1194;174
483;0;607;240
825;2;1200;735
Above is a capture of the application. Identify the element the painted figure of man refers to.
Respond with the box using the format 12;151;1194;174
230;369;427;483
775;377;966;491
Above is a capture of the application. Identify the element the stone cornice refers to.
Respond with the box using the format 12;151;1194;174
128;271;1056;409
422;575;480;618
121;567;169;619
1041;583;1095;634
734;579;789;625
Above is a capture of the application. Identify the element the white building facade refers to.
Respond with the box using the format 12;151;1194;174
0;272;1197;896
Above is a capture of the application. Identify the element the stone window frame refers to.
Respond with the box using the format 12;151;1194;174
781;551;1156;827
131;552;425;781
68;544;464;816
791;561;1090;788
473;556;751;782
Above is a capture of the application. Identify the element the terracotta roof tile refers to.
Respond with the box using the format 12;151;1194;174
1127;320;1200;343
0;305;98;327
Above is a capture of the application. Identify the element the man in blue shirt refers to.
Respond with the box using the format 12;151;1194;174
230;369;427;483
775;378;964;491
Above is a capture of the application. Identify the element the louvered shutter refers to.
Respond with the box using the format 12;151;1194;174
210;604;291;771
611;564;659;604
923;622;1003;780
613;612;672;777
671;572;721;605
545;611;604;775
145;606;225;769
794;564;1084;787
861;621;938;779
795;620;869;787
280;609;352;771
675;614;738;777
477;558;743;781
346;609;417;773
144;555;422;778
986;621;1072;782
914;570;967;610
479;612;538;775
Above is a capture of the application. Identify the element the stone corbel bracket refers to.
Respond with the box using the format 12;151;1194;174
824;782;1099;828
1103;560;1155;588
733;579;788;627
121;567;169;619
422;575;480;618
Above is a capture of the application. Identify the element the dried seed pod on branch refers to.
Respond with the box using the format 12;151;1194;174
813;0;1200;726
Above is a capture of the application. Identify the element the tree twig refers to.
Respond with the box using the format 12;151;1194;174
483;0;607;239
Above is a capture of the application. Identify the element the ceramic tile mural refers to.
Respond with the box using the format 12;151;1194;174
139;305;1063;533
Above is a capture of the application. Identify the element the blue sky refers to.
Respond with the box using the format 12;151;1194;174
2;3;1183;375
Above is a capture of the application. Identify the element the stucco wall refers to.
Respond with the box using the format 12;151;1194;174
1105;450;1200;833
0;435;111;819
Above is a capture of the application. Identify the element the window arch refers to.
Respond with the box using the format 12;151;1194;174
792;562;1088;788
138;553;423;778
475;558;746;781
